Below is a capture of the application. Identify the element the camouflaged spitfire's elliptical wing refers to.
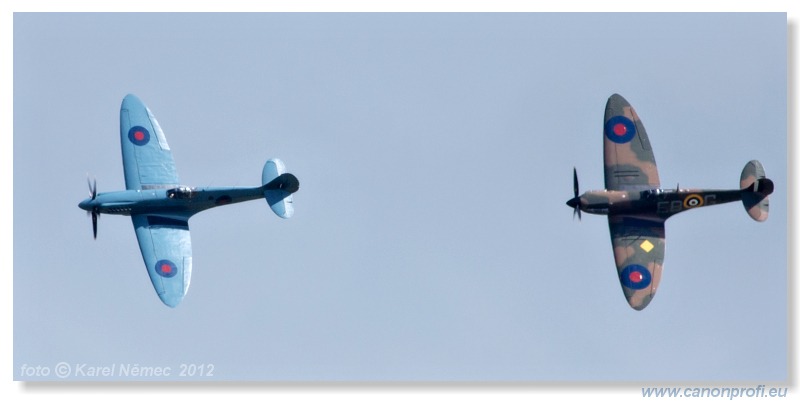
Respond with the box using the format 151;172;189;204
603;94;665;310
603;94;660;191
608;216;665;311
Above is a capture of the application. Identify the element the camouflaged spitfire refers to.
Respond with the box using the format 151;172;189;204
566;94;773;311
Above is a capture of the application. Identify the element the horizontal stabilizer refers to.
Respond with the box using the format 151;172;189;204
740;160;772;222
262;158;299;218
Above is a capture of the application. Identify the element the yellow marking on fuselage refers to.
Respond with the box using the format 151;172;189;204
640;239;654;253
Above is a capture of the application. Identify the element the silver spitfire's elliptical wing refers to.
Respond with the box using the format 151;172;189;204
121;95;192;307
120;94;180;190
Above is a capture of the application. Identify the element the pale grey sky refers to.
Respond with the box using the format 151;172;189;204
10;10;789;389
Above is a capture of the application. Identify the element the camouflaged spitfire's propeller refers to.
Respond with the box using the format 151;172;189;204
87;176;99;239
567;167;582;220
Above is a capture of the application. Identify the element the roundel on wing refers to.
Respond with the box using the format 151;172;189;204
604;116;637;144
128;126;151;146
683;194;704;209
155;259;178;278
619;264;652;290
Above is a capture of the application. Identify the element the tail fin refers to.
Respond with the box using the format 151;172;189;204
740;160;773;222
262;158;299;219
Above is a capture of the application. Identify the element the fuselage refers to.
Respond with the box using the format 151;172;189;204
569;187;745;219
78;185;266;219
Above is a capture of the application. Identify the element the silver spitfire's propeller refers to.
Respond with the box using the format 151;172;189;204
87;176;99;239
566;167;582;220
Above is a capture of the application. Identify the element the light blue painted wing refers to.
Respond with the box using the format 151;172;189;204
120;94;180;190
131;214;192;307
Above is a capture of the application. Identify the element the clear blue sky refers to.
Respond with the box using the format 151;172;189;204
10;10;789;387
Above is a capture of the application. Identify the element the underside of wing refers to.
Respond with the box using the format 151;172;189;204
608;215;666;310
132;214;192;307
120;94;180;190
603;94;660;191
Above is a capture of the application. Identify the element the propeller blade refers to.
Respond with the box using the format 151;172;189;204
573;167;579;198
86;176;99;238
92;211;98;239
570;167;582;221
572;203;582;221
87;175;97;200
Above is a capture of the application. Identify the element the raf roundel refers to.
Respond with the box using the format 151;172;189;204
604;116;637;144
128;126;151;146
619;264;652;290
155;259;178;278
683;194;704;209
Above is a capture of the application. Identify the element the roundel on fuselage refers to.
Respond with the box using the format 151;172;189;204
683;194;704;208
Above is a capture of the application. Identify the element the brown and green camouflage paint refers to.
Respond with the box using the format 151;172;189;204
568;94;773;310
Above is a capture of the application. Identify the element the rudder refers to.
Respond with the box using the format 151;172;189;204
740;160;772;222
262;159;299;219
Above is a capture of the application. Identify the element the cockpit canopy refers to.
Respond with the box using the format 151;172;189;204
166;186;198;199
642;188;664;199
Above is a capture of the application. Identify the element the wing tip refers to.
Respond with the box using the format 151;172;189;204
605;93;631;111
627;293;654;311
158;292;185;308
121;93;145;110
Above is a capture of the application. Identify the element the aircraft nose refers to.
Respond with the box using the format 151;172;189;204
566;197;578;208
78;199;91;211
